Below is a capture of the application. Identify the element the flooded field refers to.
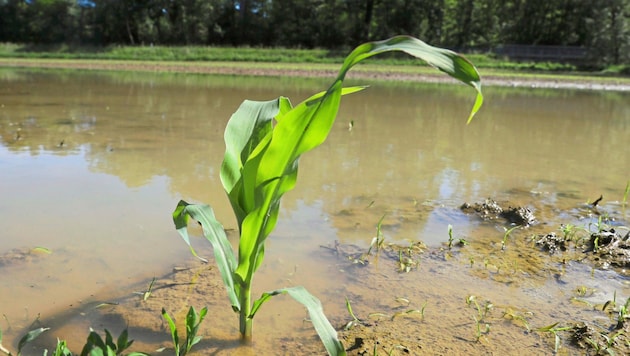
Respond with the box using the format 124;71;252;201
1;68;629;355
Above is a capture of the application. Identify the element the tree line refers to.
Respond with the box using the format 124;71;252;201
0;0;628;66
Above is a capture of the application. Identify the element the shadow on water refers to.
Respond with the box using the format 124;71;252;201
1;68;629;354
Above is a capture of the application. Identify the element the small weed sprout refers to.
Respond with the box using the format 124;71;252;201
623;180;630;207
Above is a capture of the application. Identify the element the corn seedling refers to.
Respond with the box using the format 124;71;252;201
446;225;468;250
172;36;481;354
367;214;387;256
502;308;531;332
466;295;493;321
559;224;588;244
603;291;619;314
1;327;49;356
610;296;630;329
397;251;417;273
50;339;72;356
343;297;364;330
447;224;454;249
133;277;156;301
536;322;573;354
161;306;207;356
472;315;491;341
501;226;520;250
79;328;148;356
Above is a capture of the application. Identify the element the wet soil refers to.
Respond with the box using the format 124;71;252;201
10;194;629;355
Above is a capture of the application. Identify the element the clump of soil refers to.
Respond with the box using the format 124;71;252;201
460;198;536;226
583;228;630;269
535;232;567;254
569;321;630;355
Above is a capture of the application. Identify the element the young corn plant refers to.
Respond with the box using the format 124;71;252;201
161;307;207;356
172;36;482;355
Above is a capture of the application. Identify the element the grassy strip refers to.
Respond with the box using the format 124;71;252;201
3;42;623;74
2;57;629;89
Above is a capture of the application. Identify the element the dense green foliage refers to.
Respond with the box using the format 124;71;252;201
0;0;628;67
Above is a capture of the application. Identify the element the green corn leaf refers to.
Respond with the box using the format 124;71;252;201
221;98;288;227
232;38;480;285
251;286;346;356
17;327;49;354
338;36;482;123
172;201;239;311
161;308;180;356
233;86;367;285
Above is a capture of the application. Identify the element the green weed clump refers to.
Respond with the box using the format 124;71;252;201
172;35;482;355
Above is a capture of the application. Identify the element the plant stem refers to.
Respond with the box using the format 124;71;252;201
239;286;253;342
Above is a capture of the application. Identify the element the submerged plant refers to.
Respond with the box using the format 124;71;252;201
172;36;482;354
0;327;48;356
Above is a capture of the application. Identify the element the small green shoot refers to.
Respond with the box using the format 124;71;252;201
1;327;49;356
466;296;492;342
536;322;573;353
79;328;147;356
623;180;630;207
343;297;362;330
50;339;72;356
466;295;493;321
397;250;417;273
446;225;467;250
502;308;531;331
161;306;207;356
367;214;387;256
559;223;588;244
501;226;520;250
472;316;490;341
135;277;156;301
31;247;51;254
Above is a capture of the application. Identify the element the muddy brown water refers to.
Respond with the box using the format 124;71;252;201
1;69;629;355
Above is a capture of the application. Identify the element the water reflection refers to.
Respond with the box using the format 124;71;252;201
0;68;629;351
